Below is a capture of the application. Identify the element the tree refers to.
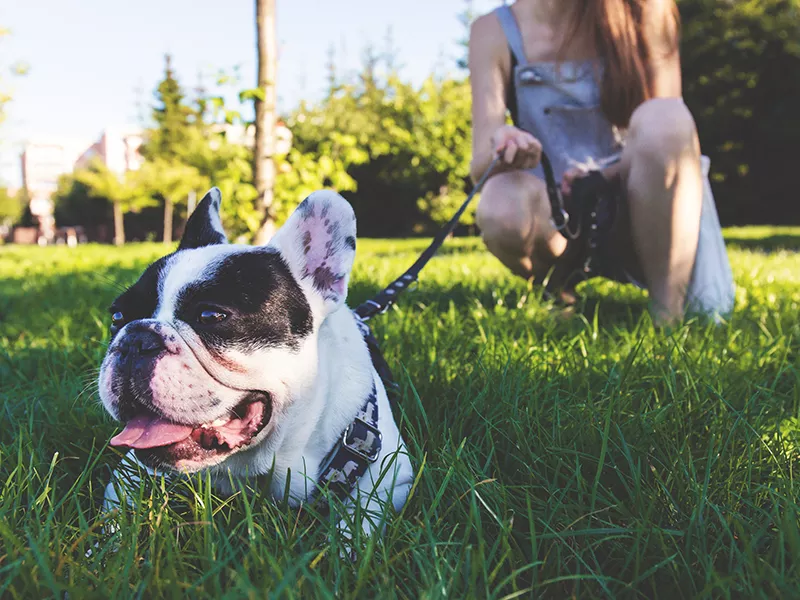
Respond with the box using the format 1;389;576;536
136;159;208;244
182;84;262;240
252;0;278;244
325;43;338;98
74;160;153;245
679;0;800;225
287;51;473;237
141;55;202;241
0;187;24;225
383;27;402;75
141;55;195;161
53;175;112;231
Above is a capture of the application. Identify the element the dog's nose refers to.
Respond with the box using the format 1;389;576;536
118;329;166;360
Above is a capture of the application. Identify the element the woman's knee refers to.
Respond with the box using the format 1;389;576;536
476;172;543;249
628;98;699;163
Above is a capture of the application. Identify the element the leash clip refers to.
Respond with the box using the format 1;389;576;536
550;208;570;232
342;417;382;463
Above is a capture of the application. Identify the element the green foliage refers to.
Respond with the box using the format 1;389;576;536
241;78;362;228
289;67;473;236
135;159;207;206
412;77;475;227
1;230;799;597
0;186;25;224
74;159;154;213
680;0;800;225
52;175;111;227
172;113;261;240
140;55;195;162
272;146;357;224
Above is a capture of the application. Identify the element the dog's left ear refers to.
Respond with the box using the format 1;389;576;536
268;191;356;318
178;188;228;250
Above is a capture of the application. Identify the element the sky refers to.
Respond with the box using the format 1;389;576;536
0;0;503;186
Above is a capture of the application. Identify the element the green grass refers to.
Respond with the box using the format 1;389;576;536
1;228;799;599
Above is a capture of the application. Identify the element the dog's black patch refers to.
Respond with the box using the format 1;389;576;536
175;250;313;350
108;255;171;340
296;196;312;218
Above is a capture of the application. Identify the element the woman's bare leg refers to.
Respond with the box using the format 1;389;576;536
476;170;567;281
619;98;703;324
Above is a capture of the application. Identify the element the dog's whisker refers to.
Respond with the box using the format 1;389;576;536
89;271;133;295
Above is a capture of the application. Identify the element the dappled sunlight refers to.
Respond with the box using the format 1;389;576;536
764;417;800;461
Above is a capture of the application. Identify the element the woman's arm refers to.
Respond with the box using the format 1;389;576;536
468;15;512;182
646;0;682;98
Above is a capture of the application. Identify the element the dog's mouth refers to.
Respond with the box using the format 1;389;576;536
109;392;272;464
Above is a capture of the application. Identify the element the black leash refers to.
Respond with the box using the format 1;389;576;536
540;153;620;291
540;152;572;237
354;154;502;321
354;149;614;320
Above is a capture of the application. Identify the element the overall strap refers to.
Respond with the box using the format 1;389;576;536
495;5;527;66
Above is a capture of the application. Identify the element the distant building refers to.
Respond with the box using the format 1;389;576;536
74;128;144;175
21;142;75;219
20;140;89;243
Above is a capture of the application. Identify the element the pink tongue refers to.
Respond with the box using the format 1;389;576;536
110;414;194;449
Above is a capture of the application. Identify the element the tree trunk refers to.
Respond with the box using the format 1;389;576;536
113;200;125;246
163;197;174;244
253;0;278;245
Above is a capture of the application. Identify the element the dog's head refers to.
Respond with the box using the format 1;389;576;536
98;188;357;473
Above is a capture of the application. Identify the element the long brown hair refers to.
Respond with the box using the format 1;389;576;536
566;0;680;127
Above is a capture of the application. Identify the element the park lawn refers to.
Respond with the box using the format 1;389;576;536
0;228;798;599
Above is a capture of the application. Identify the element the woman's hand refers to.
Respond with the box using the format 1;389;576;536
560;167;585;197
492;125;542;171
560;162;624;196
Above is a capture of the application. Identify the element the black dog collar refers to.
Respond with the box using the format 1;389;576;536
316;382;382;501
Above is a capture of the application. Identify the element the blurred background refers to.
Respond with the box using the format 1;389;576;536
0;0;798;247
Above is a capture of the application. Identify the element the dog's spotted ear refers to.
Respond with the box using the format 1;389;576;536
268;191;356;317
178;188;228;250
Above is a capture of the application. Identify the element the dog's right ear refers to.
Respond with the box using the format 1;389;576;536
178;188;228;250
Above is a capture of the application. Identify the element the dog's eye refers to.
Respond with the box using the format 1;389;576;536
109;311;125;335
198;309;228;325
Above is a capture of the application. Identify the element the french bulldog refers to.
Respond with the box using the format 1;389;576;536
98;188;414;539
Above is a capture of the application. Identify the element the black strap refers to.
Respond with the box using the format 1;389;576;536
354;154;501;321
540;152;572;235
545;170;619;293
313;317;397;506
354;315;398;395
